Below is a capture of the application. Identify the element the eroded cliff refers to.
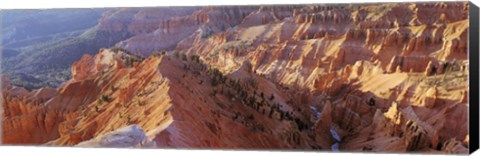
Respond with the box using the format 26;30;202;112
1;2;470;154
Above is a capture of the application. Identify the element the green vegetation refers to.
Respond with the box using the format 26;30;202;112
178;52;312;134
208;67;225;87
111;47;131;54
125;57;134;67
423;61;466;89
127;115;132;123
97;94;110;105
181;53;188;61
151;51;159;57
191;54;201;63
110;85;117;92
151;50;166;57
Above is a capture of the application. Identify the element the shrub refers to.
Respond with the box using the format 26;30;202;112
111;47;130;54
210;77;218;86
232;112;240;120
270;94;275;101
368;98;376;106
268;109;274;118
181;53;188;61
97;98;103;105
101;94;110;102
247;114;255;121
210;90;217;97
226;90;233;99
110;85;116;91
125;57;134;67
127;116;132;123
97;94;110;106
191;55;201;63
256;124;265;132
151;51;159;57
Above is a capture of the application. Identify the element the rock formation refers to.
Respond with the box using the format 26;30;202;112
1;1;470;154
75;125;156;148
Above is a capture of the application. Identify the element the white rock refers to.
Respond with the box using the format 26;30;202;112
76;125;156;148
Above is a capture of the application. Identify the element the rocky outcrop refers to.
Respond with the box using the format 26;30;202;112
3;49;315;149
403;120;429;151
2;76;12;89
71;54;96;81
420;87;437;108
97;8;197;33
115;6;259;56
75;125;156;148
239;6;301;28
442;138;469;154
3;49;165;145
170;2;468;96
386;56;432;73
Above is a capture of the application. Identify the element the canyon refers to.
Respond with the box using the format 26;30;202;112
1;2;471;154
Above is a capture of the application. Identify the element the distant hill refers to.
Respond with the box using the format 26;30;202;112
1;9;109;88
1;8;198;89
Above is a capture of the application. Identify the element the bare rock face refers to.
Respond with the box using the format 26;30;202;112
114;6;259;56
239;6;301;28
2;76;62;144
442;138;469;154
97;8;197;33
420;87;437;108
386;56;432;73
71;54;95;81
384;102;402;125
75;125;155;148
32;87;57;101
174;2;468;95
3;49;154;145
2;76;12;89
4;49;310;148
424;61;436;76
403;120;429;151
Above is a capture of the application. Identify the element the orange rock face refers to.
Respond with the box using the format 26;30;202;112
1;2;470;154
